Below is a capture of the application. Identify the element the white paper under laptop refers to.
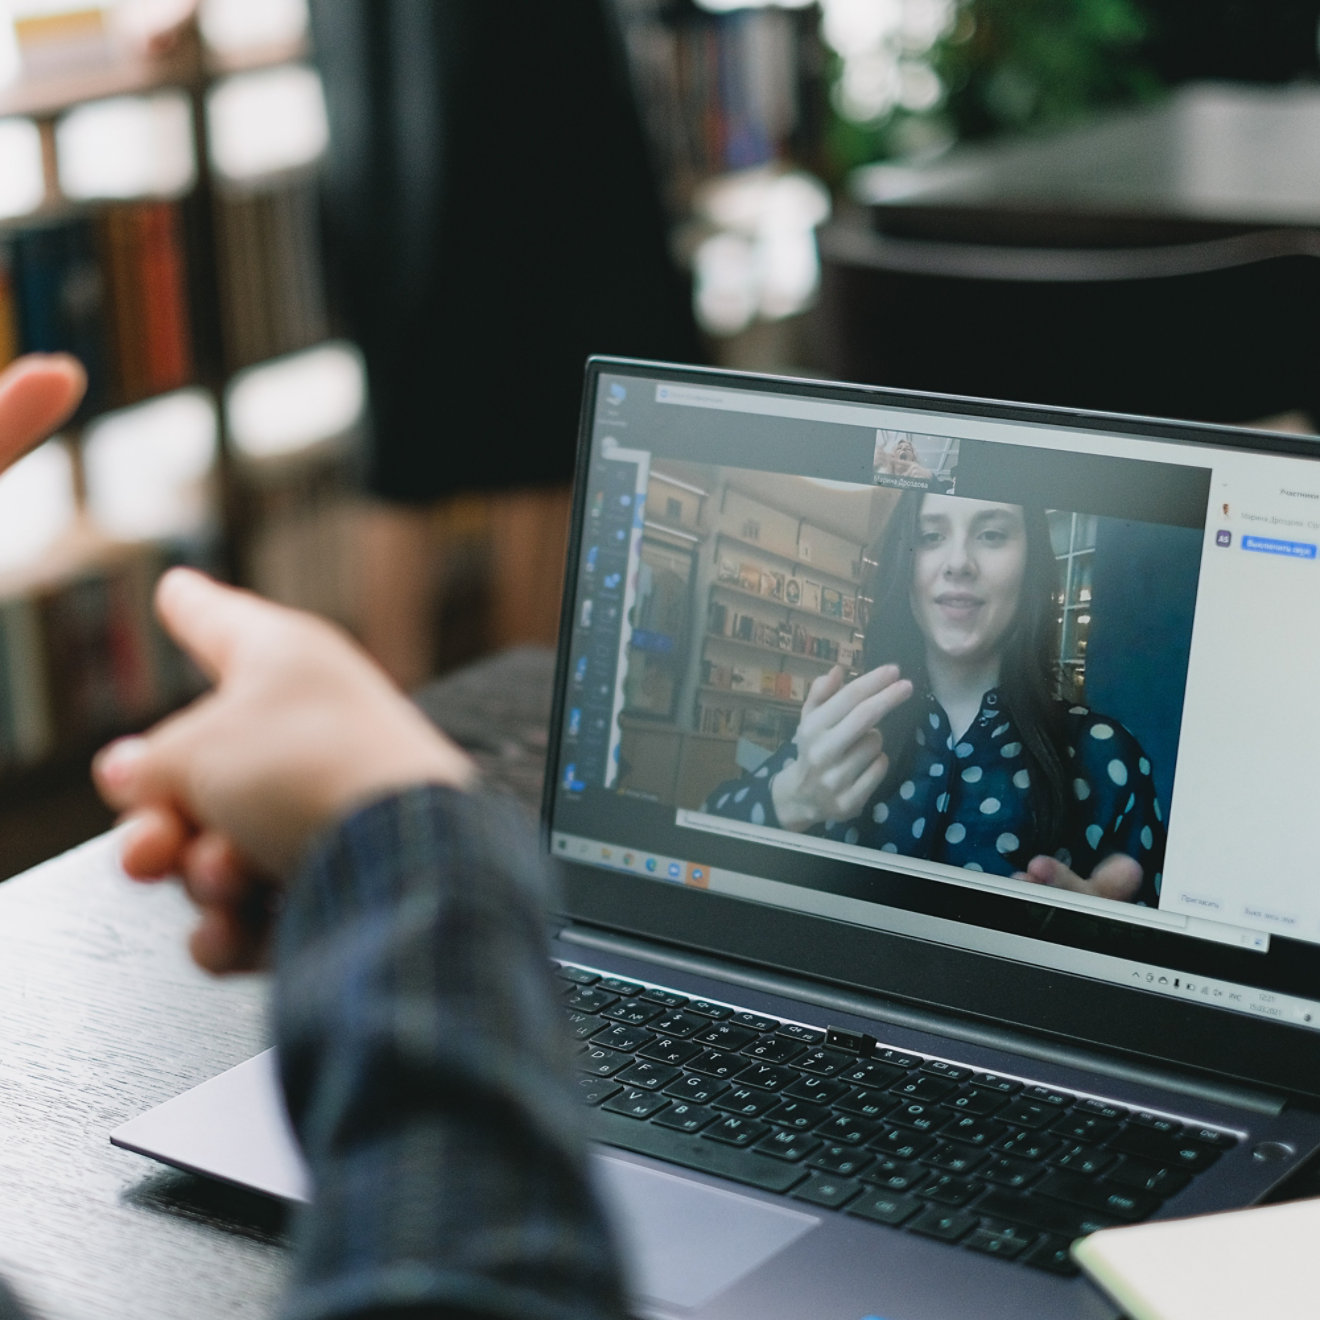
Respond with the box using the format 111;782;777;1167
114;360;1320;1320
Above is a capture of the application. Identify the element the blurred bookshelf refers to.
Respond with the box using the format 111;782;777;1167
0;0;361;875
0;0;842;873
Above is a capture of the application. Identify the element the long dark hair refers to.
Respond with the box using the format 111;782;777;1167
861;490;1071;855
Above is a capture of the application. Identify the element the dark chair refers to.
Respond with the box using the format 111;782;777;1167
816;221;1320;427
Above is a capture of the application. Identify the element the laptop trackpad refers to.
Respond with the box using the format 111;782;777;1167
593;1152;818;1312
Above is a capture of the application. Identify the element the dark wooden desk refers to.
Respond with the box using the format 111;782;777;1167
851;82;1320;246
0;646;556;1320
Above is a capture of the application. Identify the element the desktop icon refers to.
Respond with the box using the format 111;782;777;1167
608;382;627;405
667;861;682;879
645;858;658;873
686;863;709;889
1216;529;1232;547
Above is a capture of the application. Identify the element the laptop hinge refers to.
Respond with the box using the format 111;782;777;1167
557;923;1285;1118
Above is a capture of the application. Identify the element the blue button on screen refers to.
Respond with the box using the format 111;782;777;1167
1241;535;1317;559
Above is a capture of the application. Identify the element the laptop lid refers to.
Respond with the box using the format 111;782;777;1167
543;357;1320;1104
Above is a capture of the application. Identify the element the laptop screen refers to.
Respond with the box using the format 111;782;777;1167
546;359;1320;1087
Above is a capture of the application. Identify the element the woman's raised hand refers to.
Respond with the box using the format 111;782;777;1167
770;664;913;833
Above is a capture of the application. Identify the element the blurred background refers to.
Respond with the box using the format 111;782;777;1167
0;0;1317;874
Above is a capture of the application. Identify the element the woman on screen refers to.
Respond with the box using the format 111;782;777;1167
704;490;1165;905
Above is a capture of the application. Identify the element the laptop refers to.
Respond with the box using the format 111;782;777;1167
115;358;1320;1320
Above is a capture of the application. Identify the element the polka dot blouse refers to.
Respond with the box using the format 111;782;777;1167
703;689;1165;906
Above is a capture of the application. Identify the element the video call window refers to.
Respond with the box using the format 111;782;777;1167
612;458;1200;914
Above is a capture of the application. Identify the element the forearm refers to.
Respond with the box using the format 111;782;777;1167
273;786;628;1320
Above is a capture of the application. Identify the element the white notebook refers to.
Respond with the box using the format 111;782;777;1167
1073;1198;1320;1320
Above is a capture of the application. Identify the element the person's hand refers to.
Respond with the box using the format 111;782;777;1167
0;354;86;475
93;568;475;972
770;664;913;833
1019;852;1143;902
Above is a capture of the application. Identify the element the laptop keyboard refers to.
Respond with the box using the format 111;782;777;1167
556;961;1238;1275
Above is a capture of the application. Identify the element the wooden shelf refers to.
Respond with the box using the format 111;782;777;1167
710;579;862;630
703;630;835;666
716;529;860;587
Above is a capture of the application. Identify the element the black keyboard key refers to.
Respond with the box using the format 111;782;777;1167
616;1061;680;1092
734;1062;796;1092
1105;1159;1191;1198
836;1088;897;1121
1021;1236;1080;1276
973;1074;1023;1097
686;999;734;1019
602;1088;670;1119
908;1205;977;1242
996;1130;1060;1162
888;1101;944;1133
871;1128;936;1162
814;1114;881;1146
742;1036;805;1065
651;1010;706;1038
999;1100;1056;1130
713;1086;781;1119
639;987;688;1008
890;1075;958;1103
939;1115;1005;1148
599;977;644;995
964;1224;1034;1261
565;986;618;1013
792;1173;862;1208
688;1049;742;1079
765;1099;829;1131
918;1173;978;1208
837;1060;905;1089
693;1022;758;1049
593;1023;655;1053
973;1188;1120;1239
810;1144;876;1178
1023;1086;1074;1107
795;1047;852;1076
652;1102;716;1133
979;1155;1041;1189
1053;1144;1117;1177
1130;1110;1183;1135
557;965;599;985
922;1060;972;1082
565;1011;606;1042
704;1115;770;1147
637;1037;702;1067
1184;1125;1238;1150
575;1077;621;1106
592;1109;807;1193
876;1048;921;1069
577;1045;632;1077
925;1142;985;1176
732;1012;781;1032
783;1074;850;1105
1076;1098;1127;1122
778;1022;825;1044
860;1157;923;1192
664;1074;729;1105
1035;1170;1159;1221
1050;1114;1120;1144
601;998;665;1027
847;1190;921;1227
944;1087;1009;1117
754;1129;821;1163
